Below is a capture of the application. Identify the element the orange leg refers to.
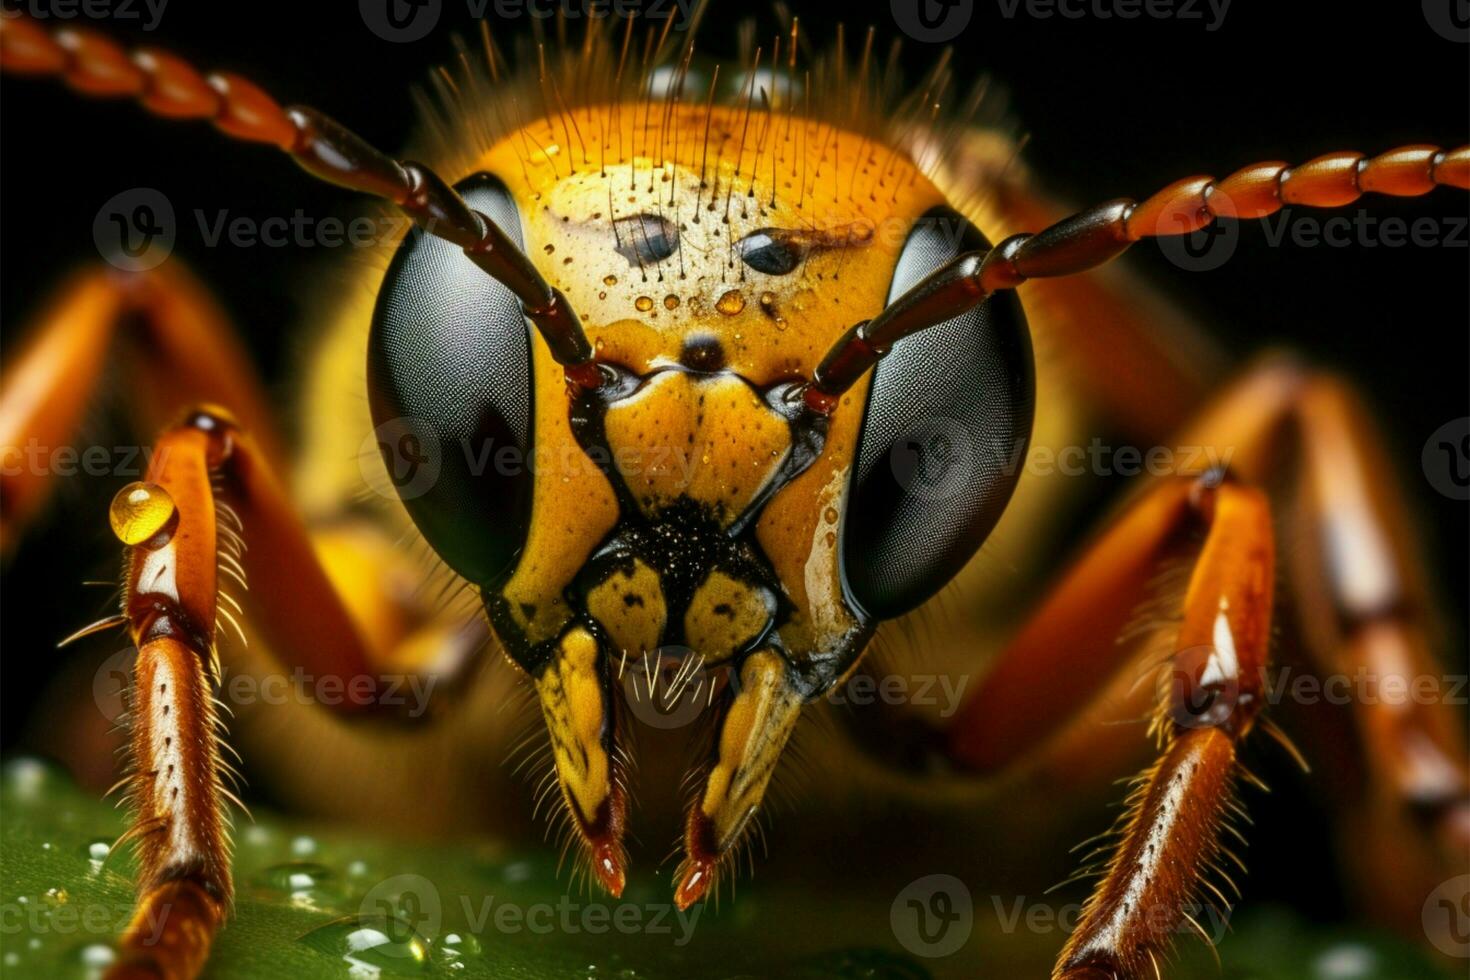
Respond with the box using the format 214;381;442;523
944;359;1468;975
950;473;1274;978
0;269;455;979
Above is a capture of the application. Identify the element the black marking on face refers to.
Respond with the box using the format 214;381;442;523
573;498;786;653
613;213;679;266
679;334;726;373
737;223;876;276
736;230;802;275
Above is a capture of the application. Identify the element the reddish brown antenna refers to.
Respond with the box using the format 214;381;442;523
0;15;603;390
803;144;1469;414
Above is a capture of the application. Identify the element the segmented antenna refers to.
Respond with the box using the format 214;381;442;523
0;15;602;390
803;143;1470;413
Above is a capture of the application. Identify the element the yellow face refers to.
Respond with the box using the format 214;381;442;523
367;93;1031;904
477;103;946;676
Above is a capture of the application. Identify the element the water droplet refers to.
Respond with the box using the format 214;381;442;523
43;887;68;906
758;291;788;330
75;941;115;976
1314;942;1377;979
347;860;370;878
83;839;111;863
439;932;482;959
634;296;654;312
291;835;318;857
663;294;680;310
254;862;342;910
108;481;176;546
2;952;18;967
3;758;55;801
603;274;618;286
716;290;746;315
299;914;431;975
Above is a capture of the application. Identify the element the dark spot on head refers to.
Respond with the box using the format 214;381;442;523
519;602;537;621
613;214;678;266
713;603;734;619
680;335;726;373
737;230;802;275
623;593;645;608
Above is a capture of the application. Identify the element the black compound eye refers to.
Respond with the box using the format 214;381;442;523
737;229;803;275
840;207;1035;620
367;173;534;589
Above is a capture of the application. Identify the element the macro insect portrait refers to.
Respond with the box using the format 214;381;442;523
0;1;1466;977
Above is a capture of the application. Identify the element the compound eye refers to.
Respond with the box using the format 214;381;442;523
840;207;1035;620
737;230;803;275
367;173;534;588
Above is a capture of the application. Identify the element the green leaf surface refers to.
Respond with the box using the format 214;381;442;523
0;758;1453;979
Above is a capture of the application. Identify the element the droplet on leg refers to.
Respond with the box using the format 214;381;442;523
108;481;176;546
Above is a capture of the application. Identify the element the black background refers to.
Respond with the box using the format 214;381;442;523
2;0;1467;928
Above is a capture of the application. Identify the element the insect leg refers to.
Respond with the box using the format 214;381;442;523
1180;366;1469;931
110;420;235;980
